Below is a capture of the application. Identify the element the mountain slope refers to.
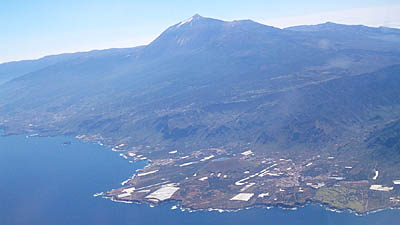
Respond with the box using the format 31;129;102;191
0;15;400;151
0;47;141;85
1;15;400;213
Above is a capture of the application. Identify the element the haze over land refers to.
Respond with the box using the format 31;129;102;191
1;15;400;213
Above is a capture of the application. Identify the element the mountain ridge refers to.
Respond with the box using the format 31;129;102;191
2;15;400;67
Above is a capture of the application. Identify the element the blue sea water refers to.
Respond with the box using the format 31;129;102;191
1;134;400;225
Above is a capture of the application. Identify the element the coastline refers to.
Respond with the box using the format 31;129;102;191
102;191;400;216
104;185;400;216
1;129;399;217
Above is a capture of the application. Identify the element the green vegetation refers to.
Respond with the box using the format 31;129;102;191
315;186;364;212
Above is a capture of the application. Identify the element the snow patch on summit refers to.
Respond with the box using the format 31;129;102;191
178;17;194;27
177;14;202;28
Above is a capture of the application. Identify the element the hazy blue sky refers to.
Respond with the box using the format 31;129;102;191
1;0;400;63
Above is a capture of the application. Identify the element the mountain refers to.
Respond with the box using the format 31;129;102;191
0;15;400;156
286;22;400;33
1;14;400;213
285;22;400;52
0;15;399;149
0;16;399;149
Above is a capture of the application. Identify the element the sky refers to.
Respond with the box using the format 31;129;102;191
1;0;400;63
